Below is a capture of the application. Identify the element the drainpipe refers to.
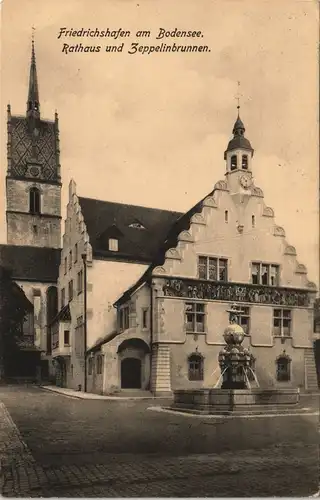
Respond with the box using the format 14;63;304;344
81;253;87;393
150;278;154;392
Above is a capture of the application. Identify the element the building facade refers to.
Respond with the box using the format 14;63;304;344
52;114;318;395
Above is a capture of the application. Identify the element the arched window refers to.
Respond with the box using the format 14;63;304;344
230;155;237;171
188;353;204;381
29;187;41;214
252;215;255;228
224;210;229;223
242;155;248;170
276;355;291;382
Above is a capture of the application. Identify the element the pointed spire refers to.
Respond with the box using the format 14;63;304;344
224;91;254;159
27;28;40;119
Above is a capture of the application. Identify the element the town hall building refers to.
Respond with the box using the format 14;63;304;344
1;41;319;393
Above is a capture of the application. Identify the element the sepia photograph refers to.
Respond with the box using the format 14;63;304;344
0;0;319;496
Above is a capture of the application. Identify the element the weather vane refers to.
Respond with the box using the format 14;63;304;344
235;80;241;114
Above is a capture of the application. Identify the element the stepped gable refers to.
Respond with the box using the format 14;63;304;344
78;197;183;263
0;245;61;282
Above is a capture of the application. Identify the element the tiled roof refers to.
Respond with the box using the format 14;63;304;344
0;245;61;282
78;197;183;263
114;190;214;305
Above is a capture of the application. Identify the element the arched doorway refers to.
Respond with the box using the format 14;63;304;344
121;358;142;389
117;338;150;390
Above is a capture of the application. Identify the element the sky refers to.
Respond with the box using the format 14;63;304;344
0;0;319;285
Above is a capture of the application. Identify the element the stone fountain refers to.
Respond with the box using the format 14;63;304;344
172;307;300;415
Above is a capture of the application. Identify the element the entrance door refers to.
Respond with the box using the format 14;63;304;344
121;358;141;389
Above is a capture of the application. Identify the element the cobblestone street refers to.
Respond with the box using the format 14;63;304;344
0;386;319;497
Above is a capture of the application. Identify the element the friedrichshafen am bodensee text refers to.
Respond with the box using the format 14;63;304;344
57;27;205;40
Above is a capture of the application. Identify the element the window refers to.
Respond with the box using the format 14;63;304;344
142;308;148;329
276;356;291;381
69;250;72;269
109;238;118;252
198;256;228;281
242;155;248;170
96;355;103;375
229;307;250;334
88;357;93;376
61;288;65;308
64;257;67;275
119;306;129;330
64;330;70;346
251;262;279;286
29;187;41;214
273;309;291;337
224;210;229;223
252;215;255;228
230;155;237;171
185;303;206;333
188;354;204;381
68;280;73;302
74;243;78;263
77;270;83;294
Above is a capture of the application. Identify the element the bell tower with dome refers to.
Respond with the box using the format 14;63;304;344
224;107;254;195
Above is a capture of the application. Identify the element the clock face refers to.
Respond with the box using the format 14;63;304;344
29;166;40;177
240;174;252;189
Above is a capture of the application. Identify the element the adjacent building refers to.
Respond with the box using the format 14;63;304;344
0;40;60;379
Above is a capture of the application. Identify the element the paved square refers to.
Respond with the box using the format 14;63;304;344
0;386;319;496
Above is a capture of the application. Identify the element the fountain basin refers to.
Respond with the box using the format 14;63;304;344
172;388;300;414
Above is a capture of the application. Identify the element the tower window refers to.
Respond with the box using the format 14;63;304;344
224;210;229;223
252;215;255;228
188;353;204;381
29;187;40;214
109;238;118;252
242;155;248;170
230;155;237;171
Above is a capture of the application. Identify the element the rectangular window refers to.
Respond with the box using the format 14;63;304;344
64;330;70;346
142;308;148;329
273;309;291;337
61;288;65;308
119;306;129;331
69;250;72;270
109;238;119;252
96;355;103;375
74;243;78;263
229;307;250;334
64;257;67;275
185;302;206;333
198;256;228;281
251;262;279;286
77;270;83;294
68;280;73;302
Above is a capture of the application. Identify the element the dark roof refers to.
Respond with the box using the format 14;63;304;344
49;304;71;326
0;245;61;282
224;114;254;157
87;329;118;354
78;197;183;263
114;190;215;306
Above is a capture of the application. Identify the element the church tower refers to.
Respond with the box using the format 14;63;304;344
6;38;61;248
